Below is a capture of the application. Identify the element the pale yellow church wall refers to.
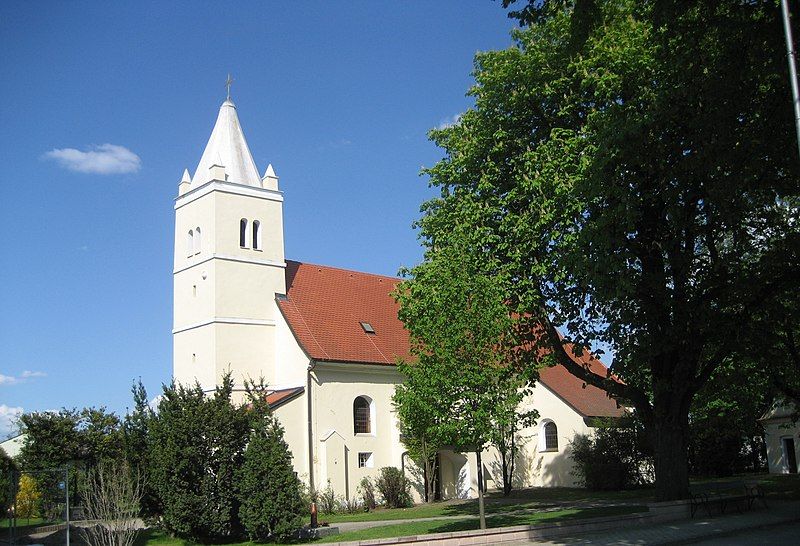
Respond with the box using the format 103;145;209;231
213;190;285;267
173;326;216;389
214;322;275;388
273;397;310;480
481;382;592;490
213;260;285;320
273;300;311;387
311;364;406;500
173;261;216;330
174;190;216;270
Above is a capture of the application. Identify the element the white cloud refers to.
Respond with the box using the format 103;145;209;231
43;143;141;174
0;370;47;386
435;113;463;130
0;405;23;438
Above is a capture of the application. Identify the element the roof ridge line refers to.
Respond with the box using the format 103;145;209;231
287;258;402;283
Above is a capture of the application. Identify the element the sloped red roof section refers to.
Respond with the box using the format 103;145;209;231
278;260;622;418
278;260;410;365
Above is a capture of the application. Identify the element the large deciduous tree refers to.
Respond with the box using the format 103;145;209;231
394;243;536;515
418;0;798;500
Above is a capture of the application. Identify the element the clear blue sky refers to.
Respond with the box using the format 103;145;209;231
0;1;519;437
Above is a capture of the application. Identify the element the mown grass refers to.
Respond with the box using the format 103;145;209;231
0;517;51;529
317;505;646;543
136;505;646;545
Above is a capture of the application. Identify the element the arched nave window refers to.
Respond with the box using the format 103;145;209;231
194;227;201;255
187;229;194;258
252;220;261;250
239;218;248;248
353;396;373;434
542;421;558;451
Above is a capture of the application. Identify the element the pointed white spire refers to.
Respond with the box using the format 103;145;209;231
178;168;191;195
191;99;261;187
262;163;279;191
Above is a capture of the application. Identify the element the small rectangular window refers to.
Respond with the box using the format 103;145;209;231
358;452;373;468
360;322;375;334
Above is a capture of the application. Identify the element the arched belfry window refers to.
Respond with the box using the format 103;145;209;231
252;220;261;250
353;396;372;434
187;229;194;257
194;227;201;255
544;421;558;451
239;218;248;248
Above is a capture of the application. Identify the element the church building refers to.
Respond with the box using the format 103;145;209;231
172;96;623;501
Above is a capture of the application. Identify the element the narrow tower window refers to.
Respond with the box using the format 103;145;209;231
187;229;194;258
239;218;248;248
194;227;201;255
252;220;261;250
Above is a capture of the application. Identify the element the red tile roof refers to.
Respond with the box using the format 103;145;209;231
278;260;622;418
266;386;304;409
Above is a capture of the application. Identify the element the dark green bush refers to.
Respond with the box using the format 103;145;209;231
375;467;412;508
569;419;653;491
148;375;248;542
237;395;305;543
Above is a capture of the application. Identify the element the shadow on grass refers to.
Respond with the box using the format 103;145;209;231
318;505;648;544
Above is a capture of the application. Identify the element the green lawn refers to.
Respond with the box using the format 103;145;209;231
320;486;654;524
317;505;646;544
319;473;800;525
136;505;646;545
0;517;55;529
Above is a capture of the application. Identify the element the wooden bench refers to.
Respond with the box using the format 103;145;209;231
689;481;767;518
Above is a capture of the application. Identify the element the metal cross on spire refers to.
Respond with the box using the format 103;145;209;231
225;73;234;100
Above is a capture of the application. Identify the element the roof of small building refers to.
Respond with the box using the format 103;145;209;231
266;386;305;409
277;260;623;418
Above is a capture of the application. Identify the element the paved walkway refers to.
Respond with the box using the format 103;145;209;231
511;500;800;545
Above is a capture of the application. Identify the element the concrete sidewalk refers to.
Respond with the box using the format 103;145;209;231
514;500;800;545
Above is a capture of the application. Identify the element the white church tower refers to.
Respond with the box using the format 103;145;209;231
173;93;286;392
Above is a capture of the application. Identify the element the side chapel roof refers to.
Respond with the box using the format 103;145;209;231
277;260;623;418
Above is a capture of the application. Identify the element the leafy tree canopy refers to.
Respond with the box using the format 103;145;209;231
419;0;798;500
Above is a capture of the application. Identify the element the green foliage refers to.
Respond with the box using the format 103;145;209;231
318;481;338;515
0;447;17;514
16;474;42;520
569;419;653;490
394;245;537;498
236;381;305;543
18;407;124;510
689;359;771;477
358;477;376;511
122;379;158;518
374;467;412;509
148;374;248;542
417;0;799;500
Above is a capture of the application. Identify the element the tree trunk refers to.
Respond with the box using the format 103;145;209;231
476;451;486;529
653;418;690;501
